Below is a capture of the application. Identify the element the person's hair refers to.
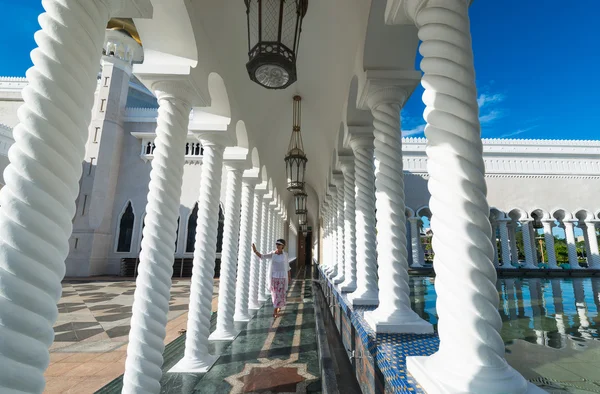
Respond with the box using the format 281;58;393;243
276;239;286;246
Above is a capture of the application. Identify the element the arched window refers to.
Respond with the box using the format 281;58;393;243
216;204;225;253
174;217;180;252
145;142;152;155
185;142;190;155
139;214;146;251
186;204;198;253
117;202;135;252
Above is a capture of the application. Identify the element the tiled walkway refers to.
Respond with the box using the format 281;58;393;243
44;279;219;393
99;273;322;393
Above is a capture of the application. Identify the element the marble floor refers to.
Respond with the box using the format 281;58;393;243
98;272;322;393
44;278;220;393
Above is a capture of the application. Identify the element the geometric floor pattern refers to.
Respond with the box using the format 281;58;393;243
52;279;196;353
97;269;322;393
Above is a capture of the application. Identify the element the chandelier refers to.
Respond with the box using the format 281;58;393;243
294;190;307;215
244;0;308;89
285;95;307;193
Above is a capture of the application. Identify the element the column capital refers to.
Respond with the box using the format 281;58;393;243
385;0;472;26
223;159;250;173
332;171;344;186
349;133;375;150
195;132;232;148
339;154;355;171
105;0;152;18
358;69;422;110
408;217;420;223
151;79;200;108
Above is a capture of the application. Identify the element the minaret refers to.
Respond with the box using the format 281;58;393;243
66;21;143;276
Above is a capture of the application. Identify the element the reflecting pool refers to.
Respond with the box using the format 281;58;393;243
410;277;600;393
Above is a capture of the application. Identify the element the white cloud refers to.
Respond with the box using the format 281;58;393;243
477;93;505;109
402;124;426;136
479;110;502;124
500;125;538;138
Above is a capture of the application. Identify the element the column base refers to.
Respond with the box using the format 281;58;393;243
570;263;584;270
347;288;378;306
248;301;262;310
499;263;516;269
208;328;240;341
521;264;538;269
410;263;424;268
364;308;433;334
169;354;219;373
407;355;545;394
339;281;357;293
257;294;267;302
234;311;251;322
588;264;600;270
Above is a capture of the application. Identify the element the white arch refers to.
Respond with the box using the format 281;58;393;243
114;200;137;253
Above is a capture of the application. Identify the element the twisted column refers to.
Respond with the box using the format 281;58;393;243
409;218;424;267
585;221;600;269
508;223;519;266
403;1;531;392
235;179;257;321
498;220;515;269
340;160;357;292
0;1;129;392
521;221;537;269
491;222;499;268
346;135;378;305
209;165;243;340
257;196;271;302
327;188;339;279
564;221;581;269
363;88;431;333
264;203;276;297
170;141;224;373
541;220;558;269
123;84;191;393
333;174;346;285
247;189;266;310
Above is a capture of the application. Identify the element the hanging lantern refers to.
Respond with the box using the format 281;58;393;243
298;213;307;225
285;95;307;192
294;190;307;215
244;0;308;89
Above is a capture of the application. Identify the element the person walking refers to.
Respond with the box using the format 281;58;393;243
252;239;291;317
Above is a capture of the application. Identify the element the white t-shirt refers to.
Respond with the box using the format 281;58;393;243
262;251;290;278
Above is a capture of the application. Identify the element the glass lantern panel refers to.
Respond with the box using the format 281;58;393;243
280;0;298;49
248;0;259;49
261;0;280;42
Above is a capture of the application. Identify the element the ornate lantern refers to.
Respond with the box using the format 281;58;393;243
285;95;307;192
244;0;308;89
294;190;307;215
298;213;307;225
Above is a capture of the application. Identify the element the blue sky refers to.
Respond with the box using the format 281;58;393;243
1;1;599;140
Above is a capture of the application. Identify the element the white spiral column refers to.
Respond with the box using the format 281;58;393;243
0;1;148;392
257;195;271;302
585;221;600;269
521;221;537;269
323;201;332;272
541;220;558;269
346;134;378;306
264;202;277;297
170;139;225;373
333;174;346;285
498;220;515;269
326;186;338;279
363;86;432;334
209;164;243;341
248;187;266;310
234;177;258;321
564;220;581;269
508;222;519;266
123;82;192;393
324;193;335;277
409;218;424;267
340;158;357;292
396;1;534;392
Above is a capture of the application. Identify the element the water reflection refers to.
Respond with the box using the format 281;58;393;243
409;276;600;350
